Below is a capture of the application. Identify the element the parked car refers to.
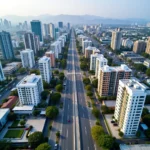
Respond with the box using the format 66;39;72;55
111;120;115;123
54;144;58;150
113;123;118;126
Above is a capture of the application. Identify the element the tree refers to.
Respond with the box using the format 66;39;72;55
33;110;40;116
51;93;61;104
83;78;90;85
50;79;57;88
134;64;147;72
143;114;150;127
30;69;40;75
20;119;26;126
80;62;87;70
136;131;141;138
119;131;124;137
36;143;51;150
101;105;109;114
88;70;95;75
10;89;18;96
91;125;104;141
28;131;45;148
108;58;113;66
142;108;149;118
92;79;98;88
41;90;49;100
87;91;93;97
0;140;11;150
55;84;63;92
59;72;65;80
7;112;17;121
2;98;8;104
54;70;59;75
46;106;59;119
18;68;26;74
97;134;114;149
43;81;50;89
92;108;100;118
146;68;150;77
145;129;150;138
85;85;92;91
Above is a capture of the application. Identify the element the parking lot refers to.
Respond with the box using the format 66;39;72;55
105;114;120;139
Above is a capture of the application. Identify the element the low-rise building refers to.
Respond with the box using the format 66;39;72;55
1;96;18;109
13;105;34;114
120;144;150;150
3;66;16;76
143;59;150;68
0;108;10;129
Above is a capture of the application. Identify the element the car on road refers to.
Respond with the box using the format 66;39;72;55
54;143;58;150
111;120;115;123
113;123;118;126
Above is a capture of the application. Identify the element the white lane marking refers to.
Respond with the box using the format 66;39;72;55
85;126;87;135
66;129;68;138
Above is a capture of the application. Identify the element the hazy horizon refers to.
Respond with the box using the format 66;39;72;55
0;0;149;19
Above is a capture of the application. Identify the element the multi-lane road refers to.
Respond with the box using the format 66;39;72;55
60;29;95;150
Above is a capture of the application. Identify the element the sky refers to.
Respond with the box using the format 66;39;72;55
0;0;149;19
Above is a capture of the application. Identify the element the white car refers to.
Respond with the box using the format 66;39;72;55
54;144;58;150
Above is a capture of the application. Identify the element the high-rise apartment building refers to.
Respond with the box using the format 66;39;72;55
43;24;49;36
49;23;55;39
0;62;5;81
97;64;132;96
45;51;55;67
17;74;43;106
133;40;146;54
67;23;70;30
111;29;122;50
23;32;37;54
58;22;63;28
38;56;51;83
85;46;94;58
95;56;108;77
0;31;15;60
145;38;150;55
20;49;35;68
114;78;147;136
31;20;43;42
82;40;92;54
35;35;40;51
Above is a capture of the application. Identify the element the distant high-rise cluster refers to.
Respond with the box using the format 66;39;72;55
0;19;11;29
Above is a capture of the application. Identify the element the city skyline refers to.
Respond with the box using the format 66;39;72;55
0;0;150;19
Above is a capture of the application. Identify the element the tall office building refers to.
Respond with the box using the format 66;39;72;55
82;40;92;54
23;32;37;54
114;78;147;136
38;56;51;83
49;23;55;39
111;29;122;50
145;38;150;55
17;74;43;106
43;24;49;36
58;22;63;28
133;40;146;54
0;31;15;60
97;64;132;96
31;20;43;42
45;51;55;67
20;49;35;68
0;62;5;81
35;36;40;51
67;23;70;30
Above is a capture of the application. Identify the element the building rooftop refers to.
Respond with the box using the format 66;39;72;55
120;78;148;92
45;51;54;54
21;49;33;53
144;59;150;63
101;64;132;72
39;56;49;62
120;144;150;150
13;105;34;111
17;74;41;87
0;108;10;119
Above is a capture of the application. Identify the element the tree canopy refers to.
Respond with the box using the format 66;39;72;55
92;79;98;88
51;92;61;104
146;68;150;77
55;84;63;92
143;114;150;127
83;78;90;85
85;85;92;91
30;69;40;75
41;90;49;100
36;143;51;150
28;132;45;148
91;125;104;141
46;106;59;119
92;107;100;118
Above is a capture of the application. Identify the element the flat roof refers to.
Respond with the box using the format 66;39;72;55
120;144;150;150
17;74;41;87
0;108;10;119
39;56;49;62
103;100;116;107
13;105;34;111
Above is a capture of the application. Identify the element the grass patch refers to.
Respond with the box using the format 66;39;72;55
103;115;112;136
4;129;24;138
11;120;20;127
